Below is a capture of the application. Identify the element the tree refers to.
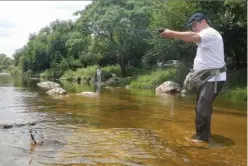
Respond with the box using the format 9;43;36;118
75;0;154;76
0;54;13;71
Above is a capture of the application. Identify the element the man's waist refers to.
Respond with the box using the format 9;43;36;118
193;66;226;72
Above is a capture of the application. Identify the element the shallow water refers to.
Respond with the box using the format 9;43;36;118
0;73;246;166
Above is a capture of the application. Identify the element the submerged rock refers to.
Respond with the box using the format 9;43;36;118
0;122;36;129
46;88;67;95
37;81;60;89
78;92;97;97
156;81;182;95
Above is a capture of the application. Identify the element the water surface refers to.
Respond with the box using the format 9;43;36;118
0;73;246;166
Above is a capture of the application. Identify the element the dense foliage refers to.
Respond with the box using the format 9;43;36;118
5;0;245;78
0;54;13;72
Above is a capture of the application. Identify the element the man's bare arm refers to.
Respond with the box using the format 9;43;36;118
161;29;201;43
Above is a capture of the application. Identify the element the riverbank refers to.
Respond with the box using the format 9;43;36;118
58;65;247;102
6;64;247;102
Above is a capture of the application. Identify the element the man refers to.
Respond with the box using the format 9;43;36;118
159;13;226;143
96;66;102;83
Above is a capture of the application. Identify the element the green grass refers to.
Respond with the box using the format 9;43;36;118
6;65;22;75
220;87;247;101
60;65;98;82
59;64;247;102
102;65;121;76
219;68;247;101
129;68;177;89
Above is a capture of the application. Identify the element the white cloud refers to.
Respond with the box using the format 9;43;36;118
0;1;92;57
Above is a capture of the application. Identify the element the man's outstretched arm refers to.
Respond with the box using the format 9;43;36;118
161;29;201;43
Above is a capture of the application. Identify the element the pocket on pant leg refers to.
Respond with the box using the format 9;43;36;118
198;82;215;102
196;96;213;117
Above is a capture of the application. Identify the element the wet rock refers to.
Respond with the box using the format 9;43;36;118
125;85;131;89
180;89;188;94
37;81;60;89
2;124;13;129
28;122;36;126
104;86;112;89
46;88;67;95
0;122;36;129
156;81;181;95
79;92;97;97
105;76;120;85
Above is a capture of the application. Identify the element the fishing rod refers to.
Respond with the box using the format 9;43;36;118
80;27;166;34
49;27;166;45
47;27;166;45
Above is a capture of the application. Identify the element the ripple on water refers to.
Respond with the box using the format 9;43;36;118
31;127;190;166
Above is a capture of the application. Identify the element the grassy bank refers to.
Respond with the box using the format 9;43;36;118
220;87;247;101
59;65;246;102
219;68;247;101
6;63;247;102
59;64;189;89
5;63;242;102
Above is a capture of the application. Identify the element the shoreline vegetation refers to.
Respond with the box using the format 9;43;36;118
4;64;247;102
0;1;246;102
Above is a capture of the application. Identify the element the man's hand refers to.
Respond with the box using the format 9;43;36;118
160;29;173;38
157;28;165;34
160;29;201;43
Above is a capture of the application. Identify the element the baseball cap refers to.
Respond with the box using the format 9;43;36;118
185;13;208;27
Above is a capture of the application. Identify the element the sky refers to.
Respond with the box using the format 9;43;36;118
0;1;92;58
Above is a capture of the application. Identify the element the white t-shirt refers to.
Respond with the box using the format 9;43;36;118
194;27;226;82
97;69;102;76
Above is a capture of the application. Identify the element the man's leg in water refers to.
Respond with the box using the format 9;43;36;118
193;81;225;143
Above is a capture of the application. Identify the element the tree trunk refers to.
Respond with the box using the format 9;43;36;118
117;52;126;77
119;62;126;77
234;47;241;66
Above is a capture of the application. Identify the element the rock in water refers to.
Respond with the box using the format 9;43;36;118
37;81;60;89
156;81;182;95
79;92;97;97
46;88;67;95
125;86;130;89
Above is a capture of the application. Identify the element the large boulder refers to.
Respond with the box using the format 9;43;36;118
156;81;182;95
46;88;66;95
37;81;60;89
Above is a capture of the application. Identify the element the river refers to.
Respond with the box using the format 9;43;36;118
0;73;246;166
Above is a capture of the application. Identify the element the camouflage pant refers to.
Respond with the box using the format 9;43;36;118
195;81;225;141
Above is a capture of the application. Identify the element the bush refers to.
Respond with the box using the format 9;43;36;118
60;69;75;81
221;87;247;101
40;69;54;79
129;68;176;89
7;65;22;75
60;65;98;83
74;65;98;80
172;63;190;85
102;65;121;76
126;67;150;76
